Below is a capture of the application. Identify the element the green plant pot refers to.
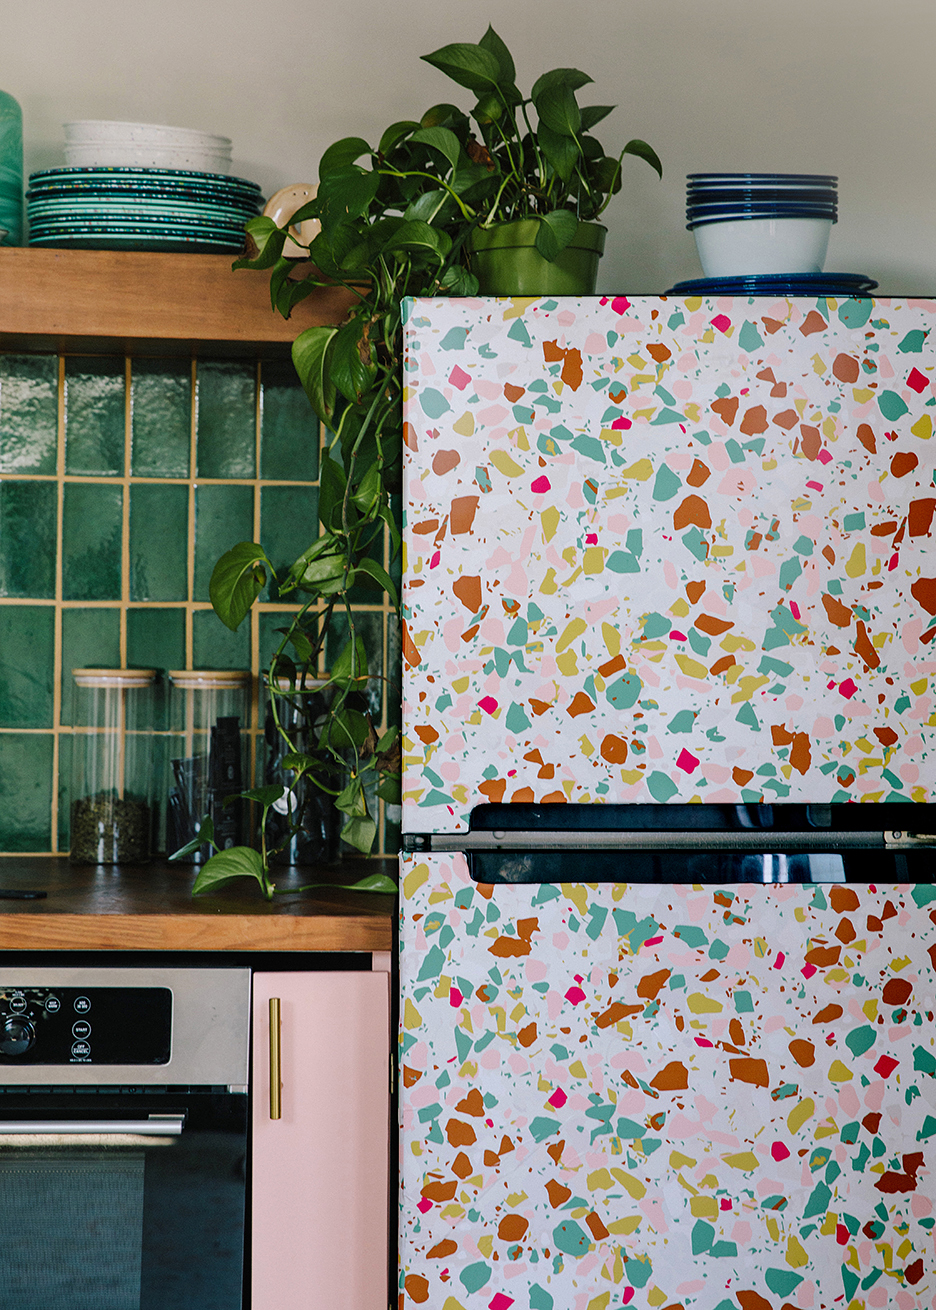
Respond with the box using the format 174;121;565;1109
469;219;607;296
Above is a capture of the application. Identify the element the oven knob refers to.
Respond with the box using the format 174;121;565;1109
0;1016;35;1056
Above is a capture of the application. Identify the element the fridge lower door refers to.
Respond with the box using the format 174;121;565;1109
399;852;936;1308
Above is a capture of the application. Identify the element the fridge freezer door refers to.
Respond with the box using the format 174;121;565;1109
399;852;936;1308
402;296;936;837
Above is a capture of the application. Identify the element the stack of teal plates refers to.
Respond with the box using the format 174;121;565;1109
27;167;263;252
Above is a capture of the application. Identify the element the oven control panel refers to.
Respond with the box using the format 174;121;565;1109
0;988;171;1064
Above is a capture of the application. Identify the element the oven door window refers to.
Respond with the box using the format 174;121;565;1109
0;1091;247;1310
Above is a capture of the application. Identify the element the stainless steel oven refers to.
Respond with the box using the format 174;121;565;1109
0;967;249;1310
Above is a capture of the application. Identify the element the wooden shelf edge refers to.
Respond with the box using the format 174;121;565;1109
0;247;357;353
0;912;392;953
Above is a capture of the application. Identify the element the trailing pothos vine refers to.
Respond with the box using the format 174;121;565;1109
196;27;660;896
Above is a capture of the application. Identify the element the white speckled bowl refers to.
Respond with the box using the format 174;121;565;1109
64;142;232;172
64;120;230;147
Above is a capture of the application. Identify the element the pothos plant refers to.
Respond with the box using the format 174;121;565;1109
200;27;661;894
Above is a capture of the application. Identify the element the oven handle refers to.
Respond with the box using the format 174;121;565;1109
0;1116;184;1136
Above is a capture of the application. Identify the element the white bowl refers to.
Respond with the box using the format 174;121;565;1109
64;143;233;173
65;120;231;149
693;215;832;277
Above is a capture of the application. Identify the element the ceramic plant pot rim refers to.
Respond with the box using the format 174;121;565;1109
470;218;607;255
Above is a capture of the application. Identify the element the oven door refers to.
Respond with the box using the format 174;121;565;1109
0;1088;247;1310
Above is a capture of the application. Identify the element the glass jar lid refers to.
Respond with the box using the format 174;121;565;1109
168;669;250;690
72;667;156;687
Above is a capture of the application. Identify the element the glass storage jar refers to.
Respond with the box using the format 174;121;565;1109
167;670;250;862
263;676;341;866
69;668;156;864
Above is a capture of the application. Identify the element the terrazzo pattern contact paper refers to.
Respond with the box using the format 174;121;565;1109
401;297;936;834
399;861;936;1310
399;299;936;1308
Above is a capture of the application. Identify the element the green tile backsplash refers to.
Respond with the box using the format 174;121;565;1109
0;351;396;856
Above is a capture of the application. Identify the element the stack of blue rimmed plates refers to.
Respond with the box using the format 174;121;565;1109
27;167;264;252
666;271;878;296
686;173;838;230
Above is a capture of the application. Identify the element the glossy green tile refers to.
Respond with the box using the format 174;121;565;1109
195;359;256;478
129;483;188;601
0;733;53;850
0;605;55;728
126;607;185;675
56;729;73;852
62;482;122;600
60;606;120;725
260;484;318;600
130;358;192;478
0;480;56;598
64;357;126;475
0;354;59;474
127;608;184;732
260;359;319;481
192;606;250;671
193;483;254;601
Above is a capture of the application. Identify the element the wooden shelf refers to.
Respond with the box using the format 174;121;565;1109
0;247;357;356
0;858;395;953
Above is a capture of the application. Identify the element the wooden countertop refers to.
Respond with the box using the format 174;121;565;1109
0;858;395;953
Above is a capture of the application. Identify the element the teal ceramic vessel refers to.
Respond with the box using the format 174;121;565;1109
0;90;23;244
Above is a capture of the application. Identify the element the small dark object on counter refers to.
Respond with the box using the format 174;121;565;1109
70;794;150;864
0;889;47;899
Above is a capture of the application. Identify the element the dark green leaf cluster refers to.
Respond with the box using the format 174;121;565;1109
216;27;661;871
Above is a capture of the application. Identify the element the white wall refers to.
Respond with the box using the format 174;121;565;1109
4;0;933;294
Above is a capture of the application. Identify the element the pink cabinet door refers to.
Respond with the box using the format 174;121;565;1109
252;970;390;1310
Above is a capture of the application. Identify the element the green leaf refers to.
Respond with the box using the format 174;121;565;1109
420;103;468;130
286;535;347;595
439;264;480;296
376;725;400;754
340;813;378;854
622;138;663;179
232;216;287;270
292;325;338;426
350;459;382;515
409;126;463;175
534;209;580;262
330;316;378;405
239;784;285;808
341;872;397;894
478;25;516;84
209;542;272;631
328;706;371;750
378;120;420;155
533;80;582;137
531;67;593;101
404;189;457;226
422;41;505;96
168;815;215;860
330;634;369;684
383;220;452;259
317;168;380;233
377;774;401;805
192;846;266;895
318;449;347;531
354;555;399;606
319;137;372;176
580;104;615;132
538;122;580;183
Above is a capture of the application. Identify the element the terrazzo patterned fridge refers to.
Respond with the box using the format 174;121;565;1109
398;294;936;1310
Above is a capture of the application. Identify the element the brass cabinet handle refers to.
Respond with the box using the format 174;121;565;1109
269;997;282;1120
